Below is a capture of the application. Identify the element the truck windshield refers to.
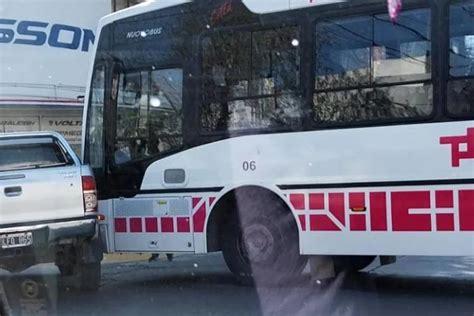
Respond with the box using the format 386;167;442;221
0;139;70;172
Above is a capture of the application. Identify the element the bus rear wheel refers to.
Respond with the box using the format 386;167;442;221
222;195;307;285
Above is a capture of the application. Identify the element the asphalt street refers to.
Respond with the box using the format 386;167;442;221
2;254;474;316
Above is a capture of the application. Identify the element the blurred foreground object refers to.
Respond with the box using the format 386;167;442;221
310;256;335;284
0;274;57;316
387;0;402;21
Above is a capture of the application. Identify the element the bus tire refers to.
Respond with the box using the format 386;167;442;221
333;255;376;273
221;194;307;285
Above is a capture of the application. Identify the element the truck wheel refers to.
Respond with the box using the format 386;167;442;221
77;262;101;291
222;193;307;285
333;255;376;273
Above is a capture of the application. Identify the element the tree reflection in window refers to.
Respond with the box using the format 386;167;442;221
314;9;433;124
201;26;303;132
115;68;183;164
447;1;474;117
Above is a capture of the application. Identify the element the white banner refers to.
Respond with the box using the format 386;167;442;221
40;116;83;145
0;117;40;132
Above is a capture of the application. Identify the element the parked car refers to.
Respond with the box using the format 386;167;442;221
0;131;102;291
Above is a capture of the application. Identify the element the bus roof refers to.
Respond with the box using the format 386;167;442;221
97;0;348;30
98;0;190;29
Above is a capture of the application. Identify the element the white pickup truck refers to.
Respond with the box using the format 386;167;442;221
0;132;102;291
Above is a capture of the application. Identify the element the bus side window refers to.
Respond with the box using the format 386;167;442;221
114;68;183;165
447;1;474;117
313;9;432;124
201;26;303;132
87;66;106;169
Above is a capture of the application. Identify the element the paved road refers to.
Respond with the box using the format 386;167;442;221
2;254;474;315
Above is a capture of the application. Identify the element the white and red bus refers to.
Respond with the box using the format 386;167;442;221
82;0;474;282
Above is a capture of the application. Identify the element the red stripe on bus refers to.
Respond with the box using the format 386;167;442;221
309;193;324;210
436;190;454;208
328;193;345;225
310;214;340;231
145;217;158;233
459;190;474;231
436;214;455;231
130;218;143;233
115;218;127;233
177;217;191;233
289;194;305;210
161;218;174;233
349;192;365;209
370;192;387;231
350;214;366;231
193;204;206;233
298;215;306;231
192;197;202;208
391;191;431;231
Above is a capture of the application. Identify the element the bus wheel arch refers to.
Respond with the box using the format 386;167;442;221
205;185;307;283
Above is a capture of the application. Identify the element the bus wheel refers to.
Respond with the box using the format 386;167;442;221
333;255;376;273
222;196;307;285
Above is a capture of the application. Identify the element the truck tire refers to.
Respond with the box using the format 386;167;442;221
77;262;101;291
221;192;307;285
333;255;376;273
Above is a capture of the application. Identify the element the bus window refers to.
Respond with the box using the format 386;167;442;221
313;9;432;124
115;68;183;164
86;66;105;169
201;26;303;132
315;16;371;90
373;11;431;84
447;1;474;117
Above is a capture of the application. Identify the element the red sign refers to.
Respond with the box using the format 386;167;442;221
210;1;233;26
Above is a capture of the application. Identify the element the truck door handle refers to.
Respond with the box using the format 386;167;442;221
4;186;22;197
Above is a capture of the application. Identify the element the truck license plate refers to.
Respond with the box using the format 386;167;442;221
1;232;33;249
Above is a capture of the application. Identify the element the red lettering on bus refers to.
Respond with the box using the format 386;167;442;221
210;0;233;25
440;127;474;167
459;190;474;231
370;192;388;231
310;214;340;231
328;193;345;225
309;193;324;210
391;191;431;231
192;199;206;233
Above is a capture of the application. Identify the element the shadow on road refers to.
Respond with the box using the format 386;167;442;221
1;256;474;315
343;272;474;296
